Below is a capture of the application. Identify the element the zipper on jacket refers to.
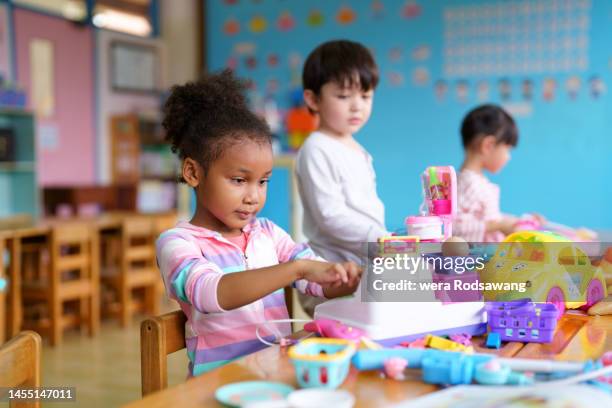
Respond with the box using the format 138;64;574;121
213;233;251;269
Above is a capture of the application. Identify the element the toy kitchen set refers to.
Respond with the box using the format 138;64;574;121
314;166;489;346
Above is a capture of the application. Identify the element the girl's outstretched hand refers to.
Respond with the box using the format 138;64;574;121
298;259;362;288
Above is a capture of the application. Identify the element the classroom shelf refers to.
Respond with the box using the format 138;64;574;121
0;161;35;172
0;110;39;218
110;113;185;214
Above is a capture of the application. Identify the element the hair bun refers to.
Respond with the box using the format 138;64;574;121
163;69;249;153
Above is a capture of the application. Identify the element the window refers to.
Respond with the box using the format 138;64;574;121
93;0;153;37
13;0;87;20
14;0;156;37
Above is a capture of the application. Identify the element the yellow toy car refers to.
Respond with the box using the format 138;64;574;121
479;231;607;315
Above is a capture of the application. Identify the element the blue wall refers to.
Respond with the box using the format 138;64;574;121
207;0;612;231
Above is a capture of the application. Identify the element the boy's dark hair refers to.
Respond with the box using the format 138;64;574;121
163;69;271;181
460;104;518;149
302;40;379;94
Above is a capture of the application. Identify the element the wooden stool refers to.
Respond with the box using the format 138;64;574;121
0;331;42;408
102;216;161;327
21;222;99;346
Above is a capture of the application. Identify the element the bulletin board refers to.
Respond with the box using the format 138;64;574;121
110;40;160;93
206;0;612;230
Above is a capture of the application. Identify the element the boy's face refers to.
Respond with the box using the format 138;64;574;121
183;139;273;236
304;80;374;137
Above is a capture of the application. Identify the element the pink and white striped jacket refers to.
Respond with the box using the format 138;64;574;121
156;218;324;376
454;169;505;242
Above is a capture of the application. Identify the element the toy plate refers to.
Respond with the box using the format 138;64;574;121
215;381;294;407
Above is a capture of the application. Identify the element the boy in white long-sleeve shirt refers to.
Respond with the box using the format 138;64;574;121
296;40;389;315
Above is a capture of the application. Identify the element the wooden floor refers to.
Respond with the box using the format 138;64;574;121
38;299;188;408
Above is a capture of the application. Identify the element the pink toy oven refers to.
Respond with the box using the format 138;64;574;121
405;166;457;242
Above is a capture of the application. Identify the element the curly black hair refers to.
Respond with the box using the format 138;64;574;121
163;69;271;182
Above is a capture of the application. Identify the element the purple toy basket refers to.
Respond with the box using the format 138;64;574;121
485;299;559;343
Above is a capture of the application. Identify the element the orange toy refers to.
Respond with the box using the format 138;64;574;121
285;106;318;151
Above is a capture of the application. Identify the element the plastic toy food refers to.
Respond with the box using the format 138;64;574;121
442;236;470;257
304;319;365;342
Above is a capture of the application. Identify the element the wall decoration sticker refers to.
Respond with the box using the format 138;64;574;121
498;78;512;101
589;75;606;99
434;80;448;101
456;80;469;102
223;18;240;36
402;1;422;19
543;78;557;101
337;5;357;25
388;47;403;63
307;9;324;27
412;67;430;86
267;53;279;68
476;80;489;101
249;15;268;33
411;44;431;61
277;11;296;32
233;42;256;55
371;0;385;19
521;78;533;101
565;76;581;100
387;71;404;87
245;55;257;69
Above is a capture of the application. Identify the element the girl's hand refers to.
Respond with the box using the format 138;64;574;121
321;262;362;298
532;213;546;225
332;261;361;288
487;217;518;235
298;260;362;287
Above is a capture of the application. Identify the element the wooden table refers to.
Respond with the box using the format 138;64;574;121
3;211;176;338
2;213;136;338
124;313;612;407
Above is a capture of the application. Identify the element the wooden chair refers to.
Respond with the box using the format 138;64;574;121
0;331;42;408
21;222;99;346
0;214;33;231
152;212;177;238
140;310;187;396
103;216;161;327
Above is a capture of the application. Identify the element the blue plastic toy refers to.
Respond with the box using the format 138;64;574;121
474;360;533;385
352;348;610;387
421;353;480;385
288;338;356;389
486;332;501;349
352;348;490;371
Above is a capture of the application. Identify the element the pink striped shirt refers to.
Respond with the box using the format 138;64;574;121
454;169;505;242
156;218;325;376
